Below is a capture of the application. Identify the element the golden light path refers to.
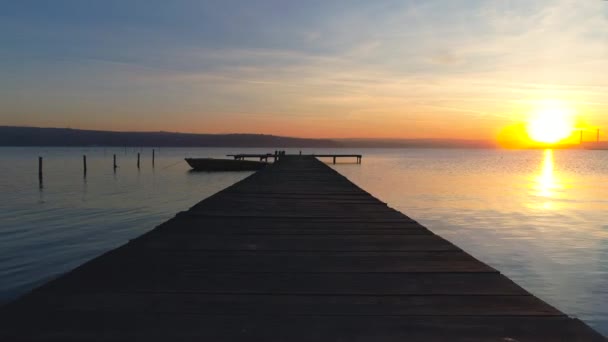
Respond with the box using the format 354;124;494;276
534;149;562;210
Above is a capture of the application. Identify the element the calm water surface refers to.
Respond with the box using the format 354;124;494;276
0;147;607;334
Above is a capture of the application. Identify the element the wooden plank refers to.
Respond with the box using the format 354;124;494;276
217;193;382;200
191;204;395;212
36;272;529;296
132;235;457;251
14;293;563;316
38;250;496;273
1;313;604;342
180;212;413;220
149;228;433;236
150;216;433;235
151;222;433;235
171;214;420;224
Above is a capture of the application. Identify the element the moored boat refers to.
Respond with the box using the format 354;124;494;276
185;158;267;171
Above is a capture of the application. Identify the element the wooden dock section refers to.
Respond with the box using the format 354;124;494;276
228;153;362;163
0;156;605;341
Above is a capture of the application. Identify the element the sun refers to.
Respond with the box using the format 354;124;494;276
526;105;575;144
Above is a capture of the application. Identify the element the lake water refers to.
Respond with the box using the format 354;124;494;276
0;147;607;335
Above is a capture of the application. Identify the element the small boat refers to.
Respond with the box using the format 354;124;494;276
185;158;267;171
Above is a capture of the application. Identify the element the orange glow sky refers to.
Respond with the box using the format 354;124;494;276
1;1;607;141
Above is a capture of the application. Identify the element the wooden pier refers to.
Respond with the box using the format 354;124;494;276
0;156;604;341
228;153;362;164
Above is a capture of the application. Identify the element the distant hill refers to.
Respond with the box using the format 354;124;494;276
0;126;499;148
335;138;498;149
0;126;341;147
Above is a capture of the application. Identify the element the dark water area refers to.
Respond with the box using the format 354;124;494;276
0;147;607;335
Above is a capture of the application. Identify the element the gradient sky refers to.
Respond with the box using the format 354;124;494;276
1;0;607;139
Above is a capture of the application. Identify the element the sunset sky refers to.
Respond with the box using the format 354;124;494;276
1;0;607;140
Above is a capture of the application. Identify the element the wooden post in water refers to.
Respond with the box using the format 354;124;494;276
333;156;336;164
38;157;43;186
113;154;117;171
83;155;87;176
137;153;141;169
152;149;155;167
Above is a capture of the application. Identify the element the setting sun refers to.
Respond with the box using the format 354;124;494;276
526;105;575;144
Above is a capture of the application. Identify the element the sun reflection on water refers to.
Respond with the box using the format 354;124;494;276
533;149;562;209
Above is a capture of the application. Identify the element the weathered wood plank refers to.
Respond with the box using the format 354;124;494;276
1;313;604;342
151;227;434;236
13;293;562;316
149;216;433;235
35;272;530;296
133;235;458;251
34;249;496;273
171;214;420;224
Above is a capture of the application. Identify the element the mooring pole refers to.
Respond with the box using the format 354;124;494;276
137;153;141;169
83;155;87;176
152;149;155;167
38;157;43;186
113;154;117;171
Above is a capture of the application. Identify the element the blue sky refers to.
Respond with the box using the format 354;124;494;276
1;0;607;139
